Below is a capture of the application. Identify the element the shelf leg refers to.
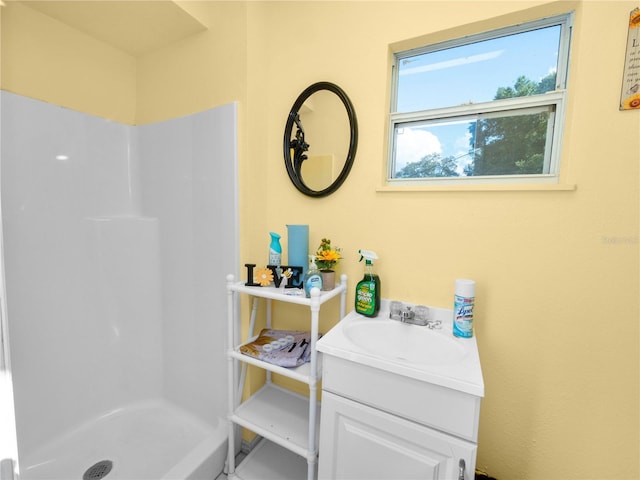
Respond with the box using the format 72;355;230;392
226;275;237;477
237;297;260;401
308;288;321;480
339;274;347;319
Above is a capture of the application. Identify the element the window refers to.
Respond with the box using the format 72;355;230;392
388;14;573;185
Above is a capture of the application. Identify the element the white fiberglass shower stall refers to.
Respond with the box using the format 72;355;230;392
0;91;238;479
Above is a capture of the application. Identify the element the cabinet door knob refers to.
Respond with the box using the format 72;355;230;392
458;459;466;480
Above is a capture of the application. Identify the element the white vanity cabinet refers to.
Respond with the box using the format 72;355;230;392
316;304;484;480
225;275;347;480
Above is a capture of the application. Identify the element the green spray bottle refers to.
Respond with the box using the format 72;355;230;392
355;250;381;317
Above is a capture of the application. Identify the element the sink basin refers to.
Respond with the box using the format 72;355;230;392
316;302;484;396
343;319;466;365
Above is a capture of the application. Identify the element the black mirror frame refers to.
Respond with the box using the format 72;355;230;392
283;81;358;197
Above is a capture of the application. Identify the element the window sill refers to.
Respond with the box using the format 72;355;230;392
376;183;576;193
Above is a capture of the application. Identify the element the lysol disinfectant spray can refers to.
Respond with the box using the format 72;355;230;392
453;279;475;338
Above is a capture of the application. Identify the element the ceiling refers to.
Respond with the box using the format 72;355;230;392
18;0;208;56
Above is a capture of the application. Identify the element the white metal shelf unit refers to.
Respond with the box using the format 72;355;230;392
225;274;347;480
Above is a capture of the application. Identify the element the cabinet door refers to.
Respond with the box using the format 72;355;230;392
319;391;476;480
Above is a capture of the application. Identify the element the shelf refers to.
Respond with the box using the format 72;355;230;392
226;273;347;480
231;383;320;458
229;281;346;306
229;337;322;384
232;438;310;480
229;349;320;384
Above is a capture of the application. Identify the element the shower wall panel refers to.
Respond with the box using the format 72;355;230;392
1;92;157;454
138;103;238;426
0;91;238;457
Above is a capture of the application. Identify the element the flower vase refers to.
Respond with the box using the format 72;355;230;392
321;270;336;291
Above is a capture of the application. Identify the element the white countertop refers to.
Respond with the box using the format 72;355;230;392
317;299;485;397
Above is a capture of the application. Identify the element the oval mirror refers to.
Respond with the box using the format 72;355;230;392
284;82;358;197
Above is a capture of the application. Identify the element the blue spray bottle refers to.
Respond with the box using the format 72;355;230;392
269;232;282;266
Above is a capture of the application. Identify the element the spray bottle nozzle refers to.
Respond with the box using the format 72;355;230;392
358;249;378;263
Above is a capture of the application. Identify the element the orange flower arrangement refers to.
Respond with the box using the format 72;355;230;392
315;238;341;271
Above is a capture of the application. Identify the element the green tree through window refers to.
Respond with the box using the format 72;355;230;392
395;72;557;179
396;152;460;178
466;73;557;176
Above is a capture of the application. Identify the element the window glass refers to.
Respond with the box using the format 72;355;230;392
389;15;571;184
396;26;561;112
393;107;555;178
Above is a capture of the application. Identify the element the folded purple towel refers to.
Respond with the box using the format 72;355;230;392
239;328;322;367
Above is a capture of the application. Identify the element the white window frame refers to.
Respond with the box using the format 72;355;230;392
387;13;573;186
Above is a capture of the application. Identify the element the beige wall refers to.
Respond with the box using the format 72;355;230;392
2;1;638;478
1;1;136;123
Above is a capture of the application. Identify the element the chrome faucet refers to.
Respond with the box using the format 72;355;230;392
400;307;416;323
390;303;441;328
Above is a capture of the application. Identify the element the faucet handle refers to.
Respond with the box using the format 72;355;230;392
413;305;429;324
389;301;403;320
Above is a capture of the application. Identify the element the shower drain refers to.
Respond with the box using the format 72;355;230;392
83;460;113;480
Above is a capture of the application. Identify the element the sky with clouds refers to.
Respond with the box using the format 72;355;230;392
393;25;560;174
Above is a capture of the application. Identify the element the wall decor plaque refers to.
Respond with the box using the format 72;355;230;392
620;7;640;110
